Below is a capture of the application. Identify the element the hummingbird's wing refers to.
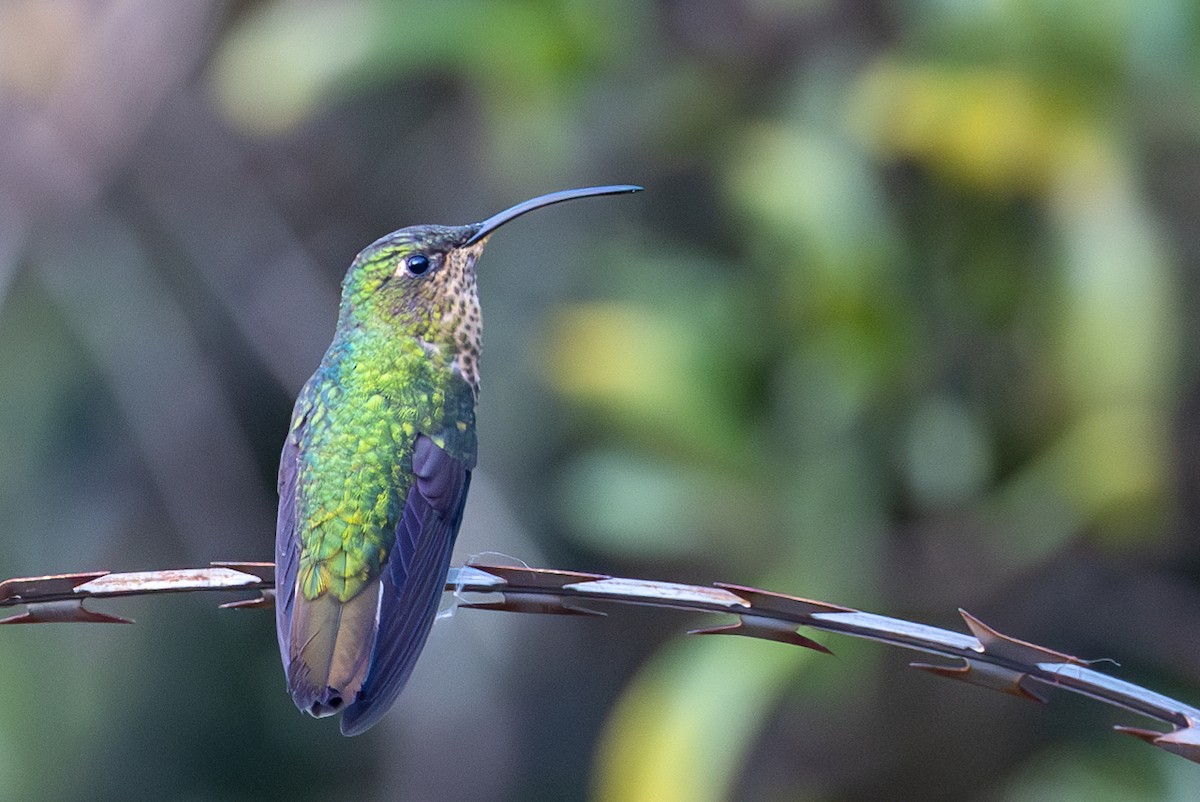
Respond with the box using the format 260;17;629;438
338;433;471;736
274;389;309;665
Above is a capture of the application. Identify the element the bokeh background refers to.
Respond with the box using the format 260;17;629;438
1;0;1199;799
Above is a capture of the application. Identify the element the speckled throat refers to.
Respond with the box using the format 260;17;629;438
415;240;484;393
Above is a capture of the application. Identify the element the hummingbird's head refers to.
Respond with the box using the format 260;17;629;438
336;185;642;372
340;222;486;343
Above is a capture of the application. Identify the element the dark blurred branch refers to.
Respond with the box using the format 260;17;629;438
2;561;1197;764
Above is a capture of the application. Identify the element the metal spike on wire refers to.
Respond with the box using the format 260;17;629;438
1;560;1197;764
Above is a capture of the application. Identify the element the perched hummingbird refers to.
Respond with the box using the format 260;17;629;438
276;185;641;735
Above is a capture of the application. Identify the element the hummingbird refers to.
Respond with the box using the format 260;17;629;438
275;185;641;735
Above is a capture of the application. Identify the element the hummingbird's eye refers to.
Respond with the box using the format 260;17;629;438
405;253;431;276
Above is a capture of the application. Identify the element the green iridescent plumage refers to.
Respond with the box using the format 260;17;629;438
275;186;641;735
294;314;476;603
277;223;485;732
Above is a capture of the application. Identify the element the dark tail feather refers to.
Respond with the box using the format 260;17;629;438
287;581;380;718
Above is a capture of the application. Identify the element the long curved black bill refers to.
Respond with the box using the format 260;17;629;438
464;184;642;245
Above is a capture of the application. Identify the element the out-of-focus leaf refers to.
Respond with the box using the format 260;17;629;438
209;0;374;134
546;301;749;459
1057;408;1167;530
556;448;770;559
991;406;1168;556
1044;143;1175;544
727;122;897;306
905;395;993;508
998;743;1168;802
593;635;814;802
1048;151;1176;411
851;62;1098;195
209;0;628;137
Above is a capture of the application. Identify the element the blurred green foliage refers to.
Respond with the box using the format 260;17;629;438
1;0;1199;799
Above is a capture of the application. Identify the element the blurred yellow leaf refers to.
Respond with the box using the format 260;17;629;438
593;635;813;802
851;61;1100;195
546;302;746;457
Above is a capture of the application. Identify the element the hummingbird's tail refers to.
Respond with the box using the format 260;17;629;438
286;581;381;717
